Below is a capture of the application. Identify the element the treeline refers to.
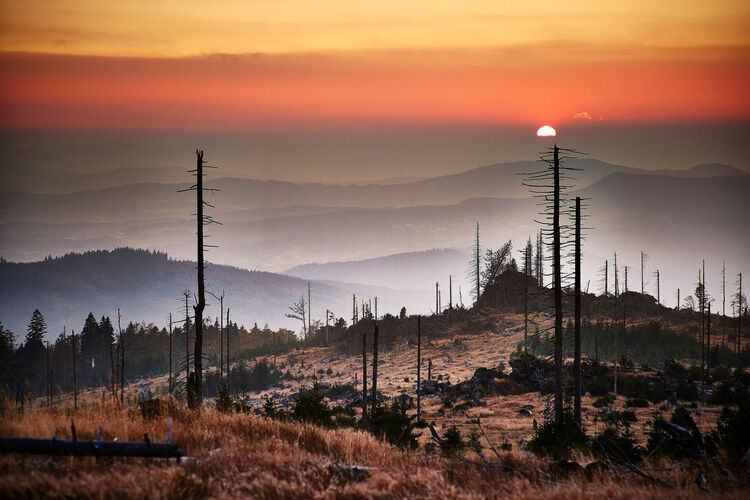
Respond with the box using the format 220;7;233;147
0;309;348;399
517;319;750;367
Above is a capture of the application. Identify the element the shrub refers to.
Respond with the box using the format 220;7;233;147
593;393;615;408
645;407;704;460
440;425;466;457
466;428;482;455
292;383;333;427
716;399;750;460
215;383;233;413
527;411;588;458
593;426;642;464
625;397;649;408
367;398;421;450
586;376;612;397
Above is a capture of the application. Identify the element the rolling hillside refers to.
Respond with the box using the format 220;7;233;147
0;248;427;341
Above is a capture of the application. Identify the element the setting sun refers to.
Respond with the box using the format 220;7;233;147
536;125;556;137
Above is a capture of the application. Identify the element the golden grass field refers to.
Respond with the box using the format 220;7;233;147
1;313;746;498
0;400;745;499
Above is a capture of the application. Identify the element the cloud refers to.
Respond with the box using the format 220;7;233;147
573;111;593;120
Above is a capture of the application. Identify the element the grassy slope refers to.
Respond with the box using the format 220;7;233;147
0;402;741;499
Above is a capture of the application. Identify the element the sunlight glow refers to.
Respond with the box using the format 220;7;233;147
536;125;556;137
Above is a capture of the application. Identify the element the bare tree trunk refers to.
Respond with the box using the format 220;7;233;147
574;197;582;423
46;341;51;407
737;273;742;367
707;302;711;379
361;327;367;421
219;294;224;381
308;283;311;340
109;314;115;400
524;244;529;354
118;309;124;405
476;223;480;302
552;144;563;428
226;309;230;379
71;330;77;410
371;321;379;415
169;313;173;395
435;282;439;315
192;150;206;410
183;291;190;387
416;315;421;421
449;276;453;312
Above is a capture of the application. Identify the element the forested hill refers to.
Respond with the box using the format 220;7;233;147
0;248;422;340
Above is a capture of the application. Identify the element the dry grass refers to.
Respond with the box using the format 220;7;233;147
4;312;746;498
1;401;746;499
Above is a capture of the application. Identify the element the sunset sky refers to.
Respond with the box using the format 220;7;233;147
1;0;749;130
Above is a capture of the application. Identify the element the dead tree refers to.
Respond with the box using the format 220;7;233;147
307;283;312;339
524;238;531;354
45;341;51;407
552;145;564;427
574;197;582;422
168;313;173;394
416;315;422;421
226;308;230;375
641;251;647;295
448;276;453;312
707;302;711;378
654;269;661;305
71;329;77;410
179;150;220;408
325;309;330;346
722;261;726;345
208;290;225;380
536;230;543;287
352;294;358;324
371;321;379;414
523;143;581;429
737;273;743;363
286;296;307;339
183;290;191;385
361;327;367;421
467;222;481;304
118;309;124;405
109;311;115;400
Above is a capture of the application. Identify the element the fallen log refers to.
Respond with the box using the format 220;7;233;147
0;436;185;459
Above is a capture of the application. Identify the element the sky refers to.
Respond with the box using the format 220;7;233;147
1;0;749;131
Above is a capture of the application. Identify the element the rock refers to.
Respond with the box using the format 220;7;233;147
330;463;374;482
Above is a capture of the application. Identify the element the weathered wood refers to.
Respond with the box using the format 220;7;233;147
0;436;185;458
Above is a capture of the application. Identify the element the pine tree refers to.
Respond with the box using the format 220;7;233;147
25;309;47;348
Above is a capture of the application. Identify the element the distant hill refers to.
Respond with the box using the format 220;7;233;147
0;165;186;194
644;163;748;178
0;158;639;224
0;248;428;341
286;249;469;290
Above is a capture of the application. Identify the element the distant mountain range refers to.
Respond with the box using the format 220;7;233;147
1;160;747;316
286;249;469;290
0;164;186;193
0;248;427;341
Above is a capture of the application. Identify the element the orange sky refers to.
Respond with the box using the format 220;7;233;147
1;1;749;129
